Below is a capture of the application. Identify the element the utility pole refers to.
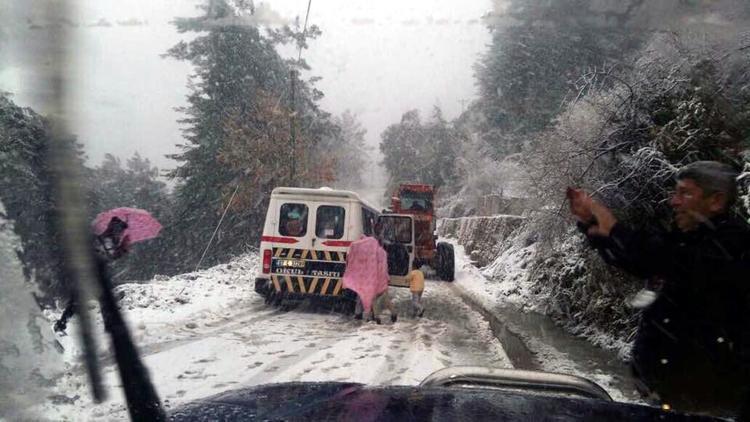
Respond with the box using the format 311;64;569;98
289;68;297;186
289;0;310;187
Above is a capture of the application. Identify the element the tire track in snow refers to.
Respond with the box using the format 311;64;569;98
135;307;286;358
74;306;284;373
238;318;358;386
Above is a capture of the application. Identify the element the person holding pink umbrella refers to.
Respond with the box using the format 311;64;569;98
91;207;163;249
94;216;131;260
54;209;162;333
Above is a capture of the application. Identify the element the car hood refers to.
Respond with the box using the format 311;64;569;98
168;381;722;421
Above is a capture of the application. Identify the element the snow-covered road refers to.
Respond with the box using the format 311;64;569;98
45;254;510;420
38;243;642;421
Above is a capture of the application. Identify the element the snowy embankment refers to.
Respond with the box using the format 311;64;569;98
438;215;643;403
438;216;542;315
438;216;525;267
46;253;263;419
1;204;69;421
447;239;640;403
54;254;260;364
438;216;636;359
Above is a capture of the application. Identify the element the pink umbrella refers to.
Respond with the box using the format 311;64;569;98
341;236;389;313
92;207;162;244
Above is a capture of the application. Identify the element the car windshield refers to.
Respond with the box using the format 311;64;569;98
400;191;432;211
279;203;309;237
2;1;749;421
315;205;345;239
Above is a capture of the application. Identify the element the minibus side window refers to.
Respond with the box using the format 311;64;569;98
279;203;308;237
316;206;345;239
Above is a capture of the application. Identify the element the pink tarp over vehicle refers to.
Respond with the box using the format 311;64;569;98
341;236;389;313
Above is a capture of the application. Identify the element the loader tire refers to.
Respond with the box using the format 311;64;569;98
436;242;455;282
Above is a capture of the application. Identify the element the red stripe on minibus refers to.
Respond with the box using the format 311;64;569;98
261;236;299;244
321;240;352;247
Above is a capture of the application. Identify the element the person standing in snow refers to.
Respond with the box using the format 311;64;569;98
406;269;425;317
373;288;398;324
94;216;131;259
343;236;396;324
568;161;750;418
354;288;398;324
54;217;130;333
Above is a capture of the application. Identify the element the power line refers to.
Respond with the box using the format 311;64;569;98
179;182;241;296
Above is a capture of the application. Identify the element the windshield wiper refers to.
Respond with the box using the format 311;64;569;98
51;114;167;422
43;2;165;420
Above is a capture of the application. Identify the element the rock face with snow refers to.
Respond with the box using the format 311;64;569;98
438;216;525;267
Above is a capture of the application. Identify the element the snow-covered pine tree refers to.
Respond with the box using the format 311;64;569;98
474;0;647;155
379;107;461;194
162;0;337;274
0;94;87;301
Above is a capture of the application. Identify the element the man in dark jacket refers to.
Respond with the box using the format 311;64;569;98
568;161;750;417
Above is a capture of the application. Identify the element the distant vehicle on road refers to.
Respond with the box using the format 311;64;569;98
387;183;455;281
254;187;417;309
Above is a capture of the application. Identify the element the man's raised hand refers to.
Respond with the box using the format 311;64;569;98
566;187;618;237
566;187;594;223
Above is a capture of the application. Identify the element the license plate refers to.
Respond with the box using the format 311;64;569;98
278;259;306;268
271;259;345;278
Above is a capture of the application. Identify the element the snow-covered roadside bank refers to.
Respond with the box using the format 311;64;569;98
52;253;261;364
454;237;632;357
438;216;638;360
0;204;69;421
446;239;643;404
39;253;262;419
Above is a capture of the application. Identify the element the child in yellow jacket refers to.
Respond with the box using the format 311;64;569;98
406;269;425;317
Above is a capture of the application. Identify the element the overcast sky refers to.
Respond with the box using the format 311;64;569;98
0;0;492;175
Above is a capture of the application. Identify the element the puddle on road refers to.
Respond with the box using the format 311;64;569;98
453;288;538;370
451;284;640;402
